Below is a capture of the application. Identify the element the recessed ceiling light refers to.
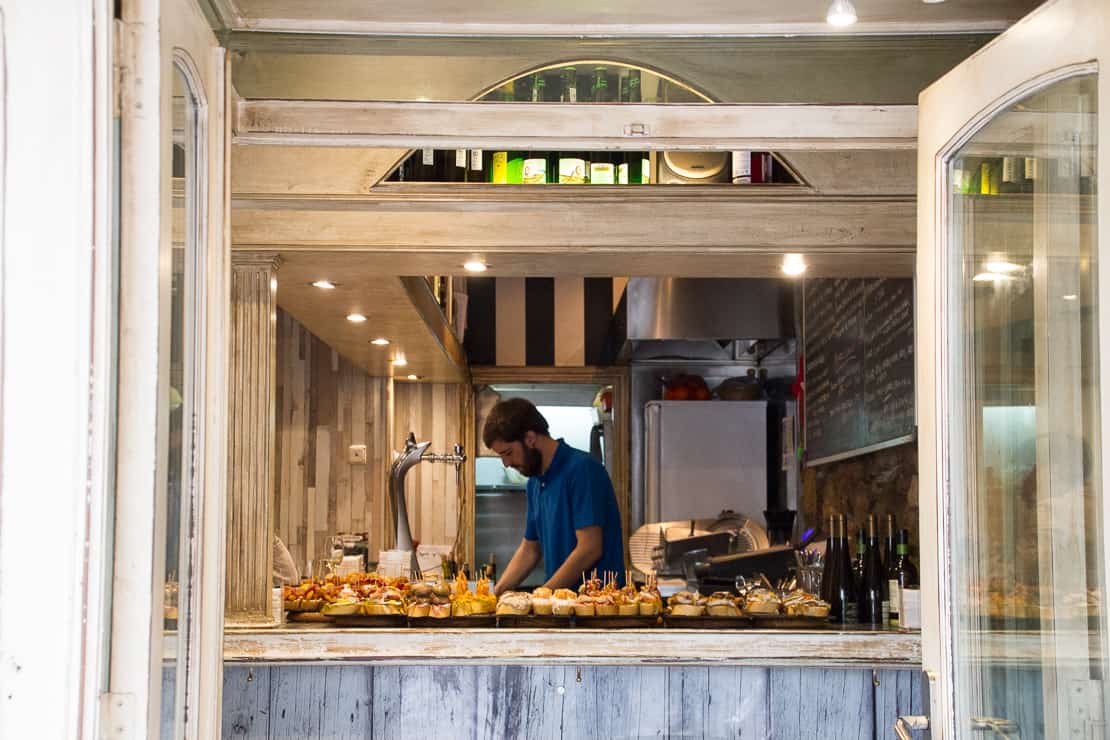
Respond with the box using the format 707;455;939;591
922;0;946;4
463;260;488;273
346;313;367;323
392;357;408;367
311;280;338;289
1063;294;1078;301
782;254;807;277
826;0;858;26
973;273;1015;283
407;374;420;380
370;337;391;346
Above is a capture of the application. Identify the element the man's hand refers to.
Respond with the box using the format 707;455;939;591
493;539;541;597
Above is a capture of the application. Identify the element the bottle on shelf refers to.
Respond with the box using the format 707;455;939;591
591;66;612;103
560;66;578;103
506;151;525;184
829;514;858;624
470;148;484;181
450;149;469;182
489;151;509;184
1022;156;1038;194
820;513;837;605
589;152;615;184
731;151;753;185
852;527;866;591
627;69;642;103
888;529;919;627
858;515;886;626
487;553;497;582
1000;156;1021;194
522;152;548;184
412;147;436;182
558;151;587;184
882;514;897;622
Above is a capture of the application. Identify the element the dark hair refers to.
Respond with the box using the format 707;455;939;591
482;398;549;448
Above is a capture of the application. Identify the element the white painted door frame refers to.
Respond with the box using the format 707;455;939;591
0;1;115;737
917;0;1110;737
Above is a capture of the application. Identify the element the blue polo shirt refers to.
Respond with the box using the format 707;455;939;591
524;440;625;585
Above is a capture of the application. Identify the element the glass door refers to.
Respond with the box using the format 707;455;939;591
917;1;1110;738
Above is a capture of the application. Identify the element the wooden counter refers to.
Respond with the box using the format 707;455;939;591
214;624;921;667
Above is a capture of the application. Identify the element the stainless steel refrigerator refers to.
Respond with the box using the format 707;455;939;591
643;400;769;526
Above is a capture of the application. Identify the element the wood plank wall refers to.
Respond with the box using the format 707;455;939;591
274;309;468;573
216;664;924;739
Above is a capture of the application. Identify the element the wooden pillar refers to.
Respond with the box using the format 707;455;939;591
225;253;282;625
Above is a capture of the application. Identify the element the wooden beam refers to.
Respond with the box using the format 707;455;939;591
235;100;917;151
232;189;916;251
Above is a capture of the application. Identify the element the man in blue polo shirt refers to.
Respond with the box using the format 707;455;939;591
485;398;624;596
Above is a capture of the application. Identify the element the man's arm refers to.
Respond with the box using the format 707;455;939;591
493;538;542;596
542;526;603;591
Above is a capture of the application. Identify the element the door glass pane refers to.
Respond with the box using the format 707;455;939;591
948;74;1107;738
161;64;199;739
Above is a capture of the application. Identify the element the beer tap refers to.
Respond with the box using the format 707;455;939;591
390;433;467;578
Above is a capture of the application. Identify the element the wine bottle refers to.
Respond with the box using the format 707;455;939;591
882;514;896;623
888;529;919;627
979;160;993;195
641;153;652;184
628;69;642;103
820;513;837;604
1022;156;1038;194
830;514;857;624
470;149;484;181
858;515;885;626
616;152;629;184
589;152;615;184
852;528;866;591
1000;156;1021;194
591;66;611;103
560;66;578;103
731;151;752;185
522;152;548;184
451;149;469;182
530;73;547;102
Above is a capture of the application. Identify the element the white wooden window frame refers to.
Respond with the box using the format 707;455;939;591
917;0;1110;737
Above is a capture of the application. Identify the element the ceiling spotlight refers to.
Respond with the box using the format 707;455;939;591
826;0;858;26
1063;294;1078;301
311;280;338;289
370;337;391;346
463;260;488;273
407;374;420;380
392;357;408;367
782;254;807;276
346;313;367;323
922;0;946;4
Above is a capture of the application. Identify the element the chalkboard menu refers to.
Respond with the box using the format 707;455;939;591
804;278;915;465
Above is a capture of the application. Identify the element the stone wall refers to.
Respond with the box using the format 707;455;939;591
801;442;918;544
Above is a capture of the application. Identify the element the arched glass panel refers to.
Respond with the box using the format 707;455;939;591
160;59;205;740
947;73;1106;737
475;62;710;104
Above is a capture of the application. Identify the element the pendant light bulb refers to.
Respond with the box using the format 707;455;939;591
826;0;858;26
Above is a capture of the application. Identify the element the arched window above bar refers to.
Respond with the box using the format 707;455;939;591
386;60;804;186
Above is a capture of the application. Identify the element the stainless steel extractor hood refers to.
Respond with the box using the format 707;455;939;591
617;278;796;362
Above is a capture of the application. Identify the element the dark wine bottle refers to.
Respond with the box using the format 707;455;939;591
888;529;919;627
591;66;611;103
852;528;866;591
882;513;896;623
858;515;885;626
820;513;837;604
830;514;857;624
1022;157;1037;194
628;69;642;103
450;149;468;182
470;148;484;181
560;66;579;103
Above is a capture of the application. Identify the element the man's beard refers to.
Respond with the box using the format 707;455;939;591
516;445;544;478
